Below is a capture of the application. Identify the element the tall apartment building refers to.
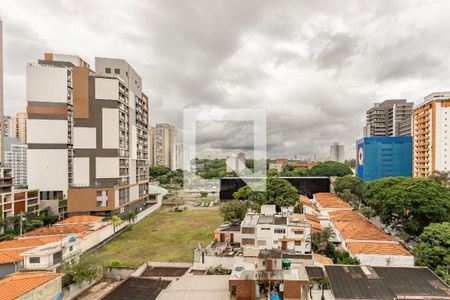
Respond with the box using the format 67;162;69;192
172;143;192;171
4;137;27;186
150;123;176;168
364;100;413;137
14;112;27;144
226;152;246;172
0;20;4;164
27;53;150;217
3;116;14;137
330;143;345;162
412;92;450;177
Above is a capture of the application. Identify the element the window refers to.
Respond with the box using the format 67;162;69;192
242;227;255;234
274;229;285;234
261;227;271;231
96;191;102;197
294;230;304;235
257;240;266;246
69;246;73;252
30;257;40;264
295;241;302;246
105;68;111;74
115;68;120;74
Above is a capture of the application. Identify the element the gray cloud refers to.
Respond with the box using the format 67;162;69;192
1;0;450;159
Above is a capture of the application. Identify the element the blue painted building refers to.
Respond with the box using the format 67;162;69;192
356;136;412;181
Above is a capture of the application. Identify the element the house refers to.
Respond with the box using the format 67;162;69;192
312;193;352;216
329;210;414;267
0;236;62;278
236;206;312;253
0;272;63;300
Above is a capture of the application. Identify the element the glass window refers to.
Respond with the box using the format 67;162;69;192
105;68;111;74
30;257;40;263
115;68;120;74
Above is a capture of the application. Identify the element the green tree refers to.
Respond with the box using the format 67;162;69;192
415;222;450;284
344;159;356;169
430;170;450;189
110;215;122;233
63;257;102;284
364;177;450;237
232;186;252;200
220;201;248;221
333;175;364;198
308;161;353;177
265;177;298;207
149;166;171;177
312;227;335;253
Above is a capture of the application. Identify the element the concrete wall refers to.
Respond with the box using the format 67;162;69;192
355;253;414;267
0;263;19;279
18;276;62;300
104;266;137;280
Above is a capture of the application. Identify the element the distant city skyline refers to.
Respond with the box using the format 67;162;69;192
2;1;450;158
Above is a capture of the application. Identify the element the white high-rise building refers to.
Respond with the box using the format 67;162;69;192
150;123;176;168
172;143;192;171
330;143;345;163
4;137;27;186
226;152;246;173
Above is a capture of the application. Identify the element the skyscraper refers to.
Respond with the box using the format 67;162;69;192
0;20;4;164
4;137;27;186
150;123;176;168
172;143;192;171
14;112;27;144
412;92;450;177
364;100;413;137
27;53;150;216
330;143;345;162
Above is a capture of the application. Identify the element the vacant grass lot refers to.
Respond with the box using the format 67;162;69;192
91;205;223;267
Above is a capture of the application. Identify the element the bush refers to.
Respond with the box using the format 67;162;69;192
200;191;208;197
110;259;123;267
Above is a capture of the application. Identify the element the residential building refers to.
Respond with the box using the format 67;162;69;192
4;137;27;186
150;123;176;168
226;152;246;172
0;272;63;300
329;142;345;162
0;20;4;164
412;92;450;177
27;53;150;217
3;115;14;137
356;136;412;181
0;167;39;222
171;142;192;171
216;205;312;254
13;112;27;144
364;99;413;137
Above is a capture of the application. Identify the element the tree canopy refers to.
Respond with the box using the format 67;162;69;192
415;222;450;284
308;161;353;177
333;175;364;209
364;177;450;237
220;201;248;221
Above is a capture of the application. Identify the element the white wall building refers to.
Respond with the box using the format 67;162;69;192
172;143;192;171
4;138;27;186
226;152;246;173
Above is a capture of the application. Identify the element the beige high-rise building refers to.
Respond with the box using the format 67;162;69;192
150;123;176;168
330;142;345;162
13;112;27;144
27;53;150;217
412;92;450;177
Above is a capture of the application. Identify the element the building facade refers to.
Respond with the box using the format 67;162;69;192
150;123;176;168
14;112;27;144
356;136;412;181
364;99;413;137
329;142;345;162
171;143;191;171
412;92;450;177
226;152;246;172
0;20;4;164
4;137;27;186
27;53;150;217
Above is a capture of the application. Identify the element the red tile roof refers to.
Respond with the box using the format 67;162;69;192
335;221;395;241
22;225;90;237
0;273;62;300
305;213;322;231
314;193;352;209
348;242;412;256
329;210;366;223
0;237;62;250
0;249;23;264
57;215;103;225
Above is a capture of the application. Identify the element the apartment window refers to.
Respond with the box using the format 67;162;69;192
294;230;304;235
295;241;302;246
242;227;255;234
115;68;120;74
30;257;40;264
257;240;266;246
274;229;285;234
261;227;271;231
105;68;111;74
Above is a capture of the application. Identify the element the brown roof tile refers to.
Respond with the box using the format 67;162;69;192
335;221;395;241
0;249;24;264
0;237;62;250
22;225;90;237
348;242;412;256
0;273;62;300
57;215;103;225
314;193;352;209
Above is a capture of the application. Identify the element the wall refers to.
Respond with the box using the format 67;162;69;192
104;266;137;280
18;276;62;300
229;279;256;300
26;65;68;103
28;149;68;191
355;253;414;267
0;263;19;279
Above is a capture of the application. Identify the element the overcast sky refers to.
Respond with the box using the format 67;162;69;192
1;0;450;159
